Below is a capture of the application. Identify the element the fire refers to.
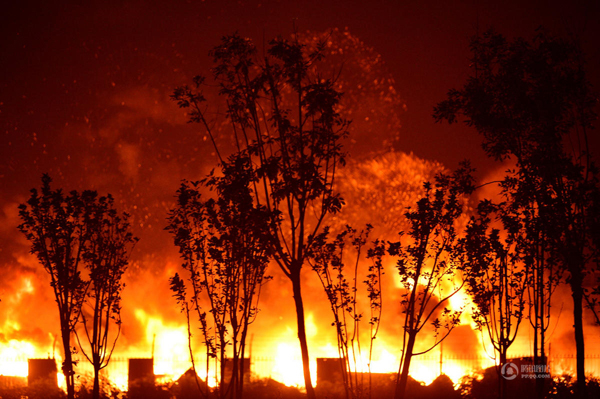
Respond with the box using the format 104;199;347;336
0;319;57;378
0;296;584;394
0;257;498;395
267;315;316;387
0;249;592;395
271;342;315;387
0;335;64;392
133;309;189;378
368;349;398;374
13;276;35;303
443;363;468;384
409;363;438;385
0;339;35;377
133;309;224;387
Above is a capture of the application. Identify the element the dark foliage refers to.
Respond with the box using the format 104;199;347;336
308;224;384;399
172;32;349;399
463;200;529;399
459;367;600;399
167;153;272;399
386;163;474;399
435;28;600;397
18;175;136;399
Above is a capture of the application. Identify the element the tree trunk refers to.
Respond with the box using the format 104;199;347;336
394;331;416;399
500;350;507;399
535;258;545;399
535;332;546;399
536;270;546;399
229;337;238;399
61;327;75;399
291;273;316;399
239;339;246;399
93;364;100;399
220;338;227;399
536;353;546;399
534;330;545;399
571;272;587;398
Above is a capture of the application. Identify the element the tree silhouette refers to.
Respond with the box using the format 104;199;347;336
74;193;137;399
434;28;599;397
498;169;563;399
308;225;383;399
388;164;474;399
18;175;135;399
172;32;348;398
18;175;88;399
167;153;271;399
463;200;529;399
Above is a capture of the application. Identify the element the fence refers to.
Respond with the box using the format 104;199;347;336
2;353;600;390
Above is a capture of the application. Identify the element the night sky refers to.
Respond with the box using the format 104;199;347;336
3;0;599;181
2;0;600;374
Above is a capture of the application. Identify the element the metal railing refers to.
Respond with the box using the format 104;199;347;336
2;353;600;389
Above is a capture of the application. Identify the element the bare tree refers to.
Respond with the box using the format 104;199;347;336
172;32;348;398
389;165;474;399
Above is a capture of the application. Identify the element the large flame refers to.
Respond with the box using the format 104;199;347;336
1;154;596;393
0;261;593;393
0;253;559;392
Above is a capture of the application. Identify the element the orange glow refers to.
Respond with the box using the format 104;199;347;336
134;309;189;378
271;342;313;387
0;307;588;392
409;363;438;385
0;262;592;394
0;317;56;378
0;268;512;395
0;339;35;377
